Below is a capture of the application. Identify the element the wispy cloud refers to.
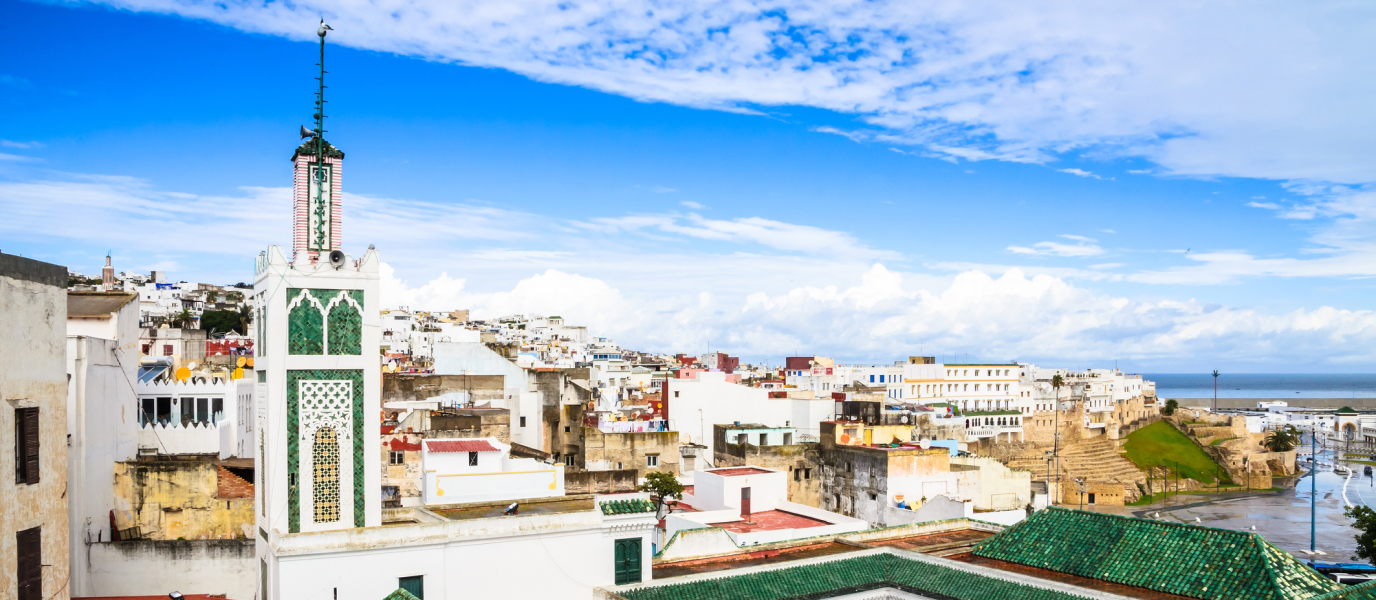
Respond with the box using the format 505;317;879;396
1007;237;1106;257
1247;201;1281;209
86;0;1376;186
0;153;40;162
0;140;42;149
653;186;678;194
1058;168;1101;179
680;200;705;209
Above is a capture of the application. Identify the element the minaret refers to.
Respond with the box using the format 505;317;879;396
101;252;115;290
292;19;343;264
255;23;381;599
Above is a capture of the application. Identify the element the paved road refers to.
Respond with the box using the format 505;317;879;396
1079;444;1369;560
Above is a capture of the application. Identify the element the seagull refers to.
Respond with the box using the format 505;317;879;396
1195;517;1201;523
1155;512;1160;518
1251;526;1256;530
317;19;334;37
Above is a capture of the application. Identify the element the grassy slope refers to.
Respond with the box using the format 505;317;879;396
1124;421;1232;484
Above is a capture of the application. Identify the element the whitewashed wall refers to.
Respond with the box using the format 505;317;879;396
87;540;255;600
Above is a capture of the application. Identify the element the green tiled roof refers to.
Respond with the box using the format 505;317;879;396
972;508;1340;600
381;589;420;600
963;410;1022;416
622;553;1093;600
1310;580;1376;600
602;498;656;515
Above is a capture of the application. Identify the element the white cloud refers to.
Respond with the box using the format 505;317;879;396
0;140;41;149
1247;201;1281;209
679;200;705;209
1058;168;1101;179
387;263;1376;368
1101;229;1117;234
574;212;896;259
653;186;678;194
87;0;1376;185
0;153;39;162
1060;234;1098;243
1007;239;1106;258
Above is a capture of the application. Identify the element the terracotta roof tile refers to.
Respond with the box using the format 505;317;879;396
426;439;500;453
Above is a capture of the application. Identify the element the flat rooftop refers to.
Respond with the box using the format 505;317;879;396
707;467;773;477
864;528;994;556
708;509;831;533
652;541;858;579
429;497;594;521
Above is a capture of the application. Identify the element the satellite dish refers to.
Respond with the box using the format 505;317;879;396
919;439;931;450
232;367;244;380
175;367;191;381
236;356;247;368
187;361;197;370
901;416;909;424
329;250;347;268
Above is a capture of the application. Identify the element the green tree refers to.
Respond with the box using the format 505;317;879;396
638;471;684;518
206;290;219;303
1163;399;1178;416
226;291;245;303
1345;504;1376;562
1263;425;1300;452
171;309;196;329
201;310;247;335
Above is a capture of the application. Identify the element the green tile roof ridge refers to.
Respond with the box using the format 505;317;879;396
963;410;1023;416
623;549;1099;600
381;589;420;600
971;507;1340;600
1308;579;1376;600
601;498;656;515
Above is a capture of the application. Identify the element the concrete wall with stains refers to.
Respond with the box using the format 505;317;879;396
0;254;71;600
582;428;679;478
714;442;823;508
112;459;254;540
87;539;255;599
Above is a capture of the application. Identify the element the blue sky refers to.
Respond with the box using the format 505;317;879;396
3;0;1374;371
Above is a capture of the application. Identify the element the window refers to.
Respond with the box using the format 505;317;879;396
564;454;575;467
869;375;875;383
197;397;210;423
673;391;679;398
18;527;40;600
783;433;792;445
312;428;340;523
163;344;174;356
804;468;811;479
759;433;768;446
646;455;658;467
564;425;570;433
614;538;642;585
794;468;801;481
468;452;479;466
519;416;526;427
257;370;266;383
15;408;39;485
398;575;425;600
846;462;852;473
389;451;405;465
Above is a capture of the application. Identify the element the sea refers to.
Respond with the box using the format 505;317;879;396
1144;373;1376;399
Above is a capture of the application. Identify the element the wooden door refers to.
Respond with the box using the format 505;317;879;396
614;537;641;585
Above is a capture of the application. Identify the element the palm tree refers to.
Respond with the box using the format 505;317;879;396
172;309;194;329
1051;373;1065;501
1264;427;1297;452
1212;370;1220;412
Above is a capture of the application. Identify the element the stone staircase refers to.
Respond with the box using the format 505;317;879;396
1004;438;1146;495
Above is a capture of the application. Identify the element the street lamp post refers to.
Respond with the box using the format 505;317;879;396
1311;428;1317;553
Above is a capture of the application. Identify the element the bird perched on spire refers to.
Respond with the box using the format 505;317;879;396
317;19;333;38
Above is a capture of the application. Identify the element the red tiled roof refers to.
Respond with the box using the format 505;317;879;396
708;467;772;477
426;439;500;453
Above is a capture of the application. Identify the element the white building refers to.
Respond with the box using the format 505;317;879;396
420;437;565;505
663;466;866;551
666;371;835;449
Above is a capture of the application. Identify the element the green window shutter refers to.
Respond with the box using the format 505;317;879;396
398;575;424;599
615;537;642;585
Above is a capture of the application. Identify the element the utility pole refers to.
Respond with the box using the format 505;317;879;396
1312;428;1317;553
